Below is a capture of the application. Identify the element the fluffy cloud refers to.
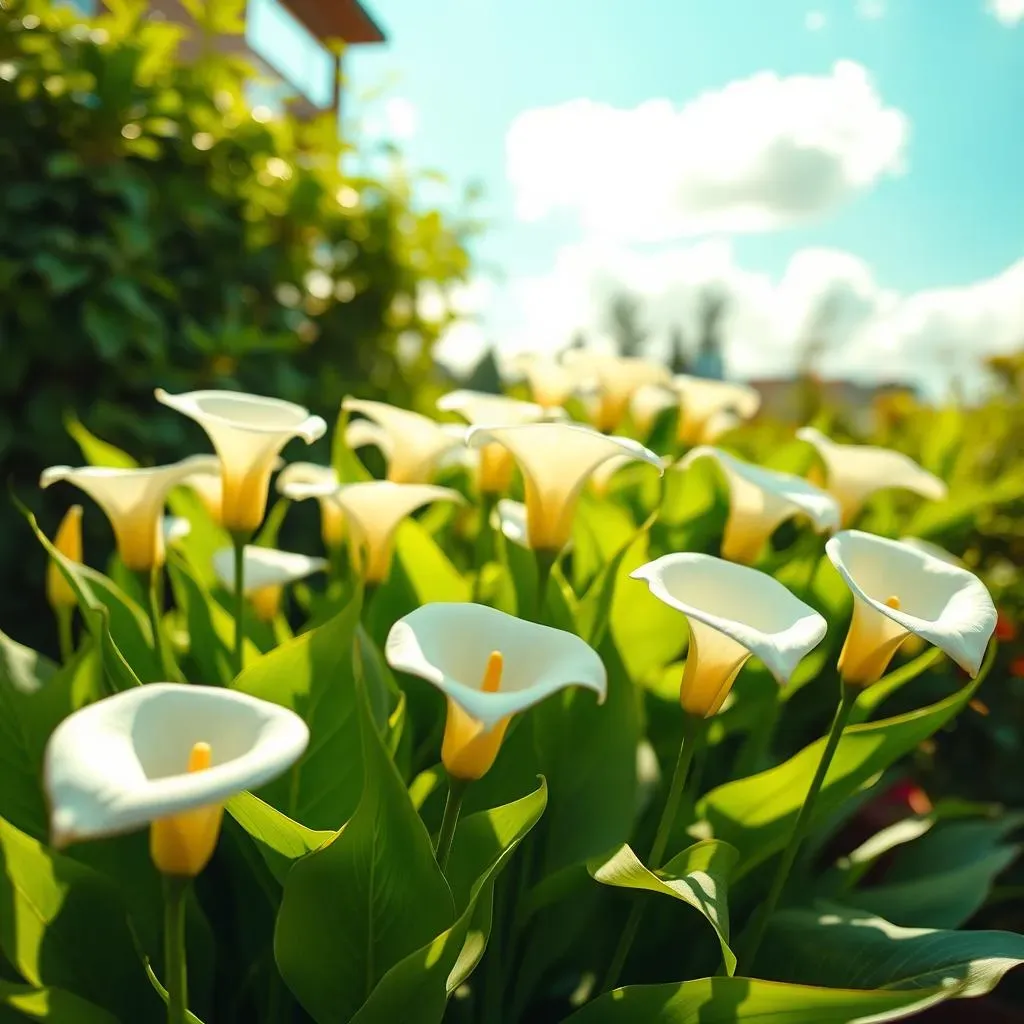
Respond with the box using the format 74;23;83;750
505;62;908;240
987;0;1024;26
436;244;1024;399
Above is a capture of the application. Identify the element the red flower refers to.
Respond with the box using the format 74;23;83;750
995;610;1017;643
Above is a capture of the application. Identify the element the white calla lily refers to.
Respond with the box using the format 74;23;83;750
40;455;219;572
507;353;580;409
630;383;679;435
826;530;996;686
212;546;328;622
329;481;464;583
676;446;841;564
466;423;662;553
563;351;671;432
798;427;948;525
277;462;346;548
44;683;309;875
631;553;827;718
162;516;192;545
155;389;326;535
672;376;761;444
386;602;606;779
342;398;462;484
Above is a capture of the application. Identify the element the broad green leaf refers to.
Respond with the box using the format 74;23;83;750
0;817;161;1021
589;840;738;975
350;779;548;1024
699;656;992;879
907;469;1024;539
65;415;137;469
565;976;950;1023
232;592;365;830
394;518;471;604
226;791;331;884
849;648;944;724
0;632;103;840
572;496;637;594
0;981;118;1023
275;680;455;1024
760;902;1024;995
849;815;1023;928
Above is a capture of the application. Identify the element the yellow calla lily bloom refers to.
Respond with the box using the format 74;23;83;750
672;376;761;444
46;504;83;611
276;462;346;549
563;351;671;432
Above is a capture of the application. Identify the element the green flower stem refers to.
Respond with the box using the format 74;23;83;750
737;682;858;974
435;775;469;871
473;491;499;602
602;712;705;992
533;549;558;621
146;566;171;678
231;534;246;679
162;874;189;1024
56;606;74;665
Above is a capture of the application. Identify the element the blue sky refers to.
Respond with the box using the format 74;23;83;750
347;0;1024;391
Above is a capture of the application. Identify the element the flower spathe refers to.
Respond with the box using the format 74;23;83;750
329;481;464;584
277;462;346;548
46;504;83;611
44;683;309;875
798;427;948;525
506;353;580;409
631;553;827;718
385;602;606;779
212;546;328;622
342;398;463;484
40;455;219;572
466;423;662;553
672;376;761;444
155;389;326;535
676;446;841;564
826;530;996;687
563;351;671;432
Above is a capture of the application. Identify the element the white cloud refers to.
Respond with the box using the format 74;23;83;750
438;242;1024;399
856;0;887;20
805;10;827;31
988;0;1024;25
505;62;908;241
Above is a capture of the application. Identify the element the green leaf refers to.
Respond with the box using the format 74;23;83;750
564;976;951;1023
849;647;944;724
350;779;548;1024
232;592;365;830
394;518;472;604
760;902;1024;995
274;678;455;1024
699;651;993;880
588;840;738;975
225;791;331;884
165;487;231;589
0;981;119;1023
0;817;161;1021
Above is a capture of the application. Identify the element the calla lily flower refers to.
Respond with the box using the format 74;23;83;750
589;453;646;498
630;383;679;435
672;376;761;444
631;553;827;718
507;353;580;409
155;389;326;536
212;546;328;622
46;504;83;612
797;427;947;525
826;530;996;687
326;481;464;584
386;602;606;779
466;423;662;553
40;455;219;572
342;398;462;484
491;499;529;548
44;683;309;876
277;462;346;548
676;446;841;564
563;351;671;432
438;389;563;495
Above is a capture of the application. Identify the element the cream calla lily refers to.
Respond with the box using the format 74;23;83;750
342;398;462;484
276;462;346;548
212;546;328;622
386;602;606;779
797;427;948;525
40;455;219;572
630;383;679;435
155;389;326;535
563;351;671;432
631;553;827;718
44;683;309;874
466;423;662;553
826;530;996;687
507;353;580;409
677;446;841;564
672;376;761;444
328;481;464;583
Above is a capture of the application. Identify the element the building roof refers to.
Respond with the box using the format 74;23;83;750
284;0;385;44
